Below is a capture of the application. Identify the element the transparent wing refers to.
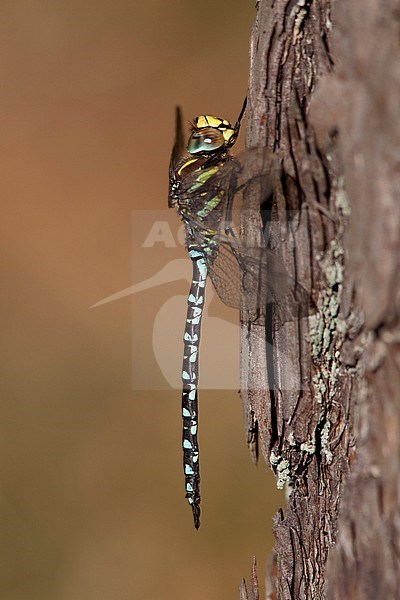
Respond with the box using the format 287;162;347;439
169;107;184;174
169;106;186;207
208;241;312;325
181;147;313;324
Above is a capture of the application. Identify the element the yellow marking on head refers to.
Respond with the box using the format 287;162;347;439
177;158;198;177
222;128;235;142
205;115;222;128
195;116;209;128
195;115;230;129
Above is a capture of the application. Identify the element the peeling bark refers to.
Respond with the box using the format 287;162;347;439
240;557;260;600
240;0;400;598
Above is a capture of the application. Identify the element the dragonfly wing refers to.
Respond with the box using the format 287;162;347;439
207;241;313;325
178;145;312;324
169;106;188;207
207;242;243;309
170;107;184;173
234;147;280;195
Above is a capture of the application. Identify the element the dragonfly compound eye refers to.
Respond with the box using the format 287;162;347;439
187;126;226;154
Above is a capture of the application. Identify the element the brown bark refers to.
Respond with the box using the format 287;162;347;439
241;0;400;598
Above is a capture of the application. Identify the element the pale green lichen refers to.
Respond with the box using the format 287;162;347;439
323;327;332;353
311;239;345;364
277;230;348;489
330;360;337;380
335;181;351;216
328;295;340;318
307;236;347;463
270;450;279;466
310;313;324;358
313;372;327;404
320;420;333;464
276;459;291;489
324;258;343;288
309;239;345;364
324;265;338;287
301;438;316;454
270;451;291;489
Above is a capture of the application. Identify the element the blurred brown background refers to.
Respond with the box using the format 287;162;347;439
0;1;283;598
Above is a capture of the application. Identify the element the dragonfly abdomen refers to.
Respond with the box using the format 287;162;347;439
181;250;207;529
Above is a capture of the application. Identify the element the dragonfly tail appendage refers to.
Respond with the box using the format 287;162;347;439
181;253;207;529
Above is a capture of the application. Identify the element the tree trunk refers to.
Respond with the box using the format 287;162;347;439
240;0;400;598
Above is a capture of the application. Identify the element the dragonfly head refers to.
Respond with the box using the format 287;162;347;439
187;115;236;154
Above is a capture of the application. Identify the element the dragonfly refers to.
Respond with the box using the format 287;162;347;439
168;99;308;529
